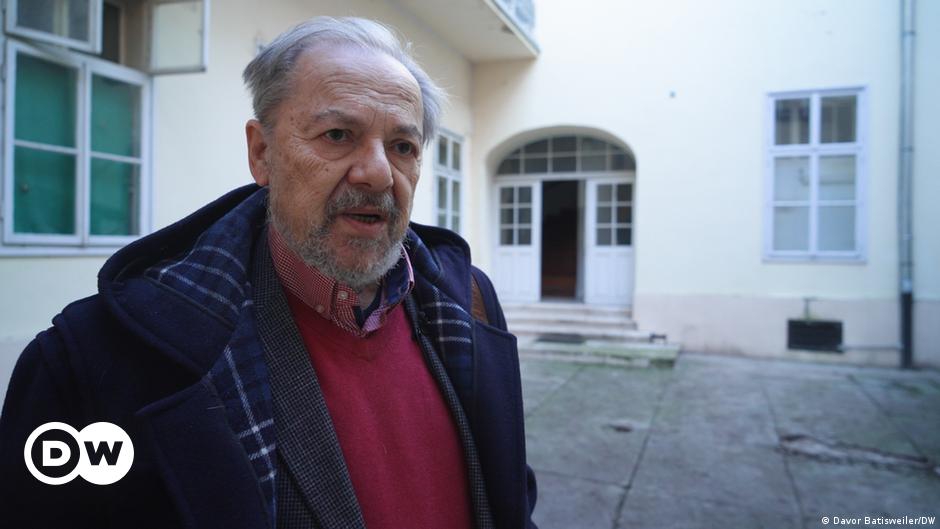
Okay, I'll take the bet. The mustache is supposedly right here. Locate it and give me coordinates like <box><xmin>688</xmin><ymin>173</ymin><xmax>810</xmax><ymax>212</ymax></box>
<box><xmin>325</xmin><ymin>186</ymin><xmax>400</xmax><ymax>222</ymax></box>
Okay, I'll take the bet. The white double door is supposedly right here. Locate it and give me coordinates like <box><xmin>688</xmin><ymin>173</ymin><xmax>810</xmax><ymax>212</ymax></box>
<box><xmin>493</xmin><ymin>177</ymin><xmax>633</xmax><ymax>306</ymax></box>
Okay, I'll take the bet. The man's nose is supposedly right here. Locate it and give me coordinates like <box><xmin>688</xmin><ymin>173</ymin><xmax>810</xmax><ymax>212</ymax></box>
<box><xmin>347</xmin><ymin>139</ymin><xmax>393</xmax><ymax>191</ymax></box>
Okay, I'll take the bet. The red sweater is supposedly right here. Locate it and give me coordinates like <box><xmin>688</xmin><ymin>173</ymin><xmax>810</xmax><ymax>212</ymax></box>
<box><xmin>285</xmin><ymin>291</ymin><xmax>475</xmax><ymax>529</ymax></box>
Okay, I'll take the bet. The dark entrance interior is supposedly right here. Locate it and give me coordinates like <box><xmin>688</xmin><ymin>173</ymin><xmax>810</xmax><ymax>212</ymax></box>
<box><xmin>541</xmin><ymin>180</ymin><xmax>579</xmax><ymax>299</ymax></box>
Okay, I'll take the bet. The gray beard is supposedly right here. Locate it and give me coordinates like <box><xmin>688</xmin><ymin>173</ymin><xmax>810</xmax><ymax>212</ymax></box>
<box><xmin>268</xmin><ymin>187</ymin><xmax>406</xmax><ymax>292</ymax></box>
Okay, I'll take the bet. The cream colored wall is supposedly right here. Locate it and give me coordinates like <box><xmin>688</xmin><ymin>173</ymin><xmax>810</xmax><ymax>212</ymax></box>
<box><xmin>0</xmin><ymin>1</ymin><xmax>471</xmax><ymax>349</ymax></box>
<box><xmin>471</xmin><ymin>0</ymin><xmax>900</xmax><ymax>297</ymax></box>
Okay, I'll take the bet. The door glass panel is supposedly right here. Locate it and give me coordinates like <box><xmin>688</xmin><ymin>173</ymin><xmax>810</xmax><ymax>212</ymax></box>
<box><xmin>452</xmin><ymin>141</ymin><xmax>461</xmax><ymax>170</ymax></box>
<box><xmin>818</xmin><ymin>206</ymin><xmax>855</xmax><ymax>251</ymax></box>
<box><xmin>819</xmin><ymin>155</ymin><xmax>855</xmax><ymax>200</ymax></box>
<box><xmin>13</xmin><ymin>147</ymin><xmax>76</xmax><ymax>234</ymax></box>
<box><xmin>15</xmin><ymin>54</ymin><xmax>77</xmax><ymax>147</ymax></box>
<box><xmin>616</xmin><ymin>206</ymin><xmax>631</xmax><ymax>223</ymax></box>
<box><xmin>616</xmin><ymin>184</ymin><xmax>632</xmax><ymax>201</ymax></box>
<box><xmin>775</xmin><ymin>98</ymin><xmax>810</xmax><ymax>145</ymax></box>
<box><xmin>610</xmin><ymin>153</ymin><xmax>628</xmax><ymax>170</ymax></box>
<box><xmin>519</xmin><ymin>186</ymin><xmax>532</xmax><ymax>204</ymax></box>
<box><xmin>500</xmin><ymin>187</ymin><xmax>514</xmax><ymax>205</ymax></box>
<box><xmin>552</xmin><ymin>156</ymin><xmax>576</xmax><ymax>172</ymax></box>
<box><xmin>773</xmin><ymin>206</ymin><xmax>809</xmax><ymax>251</ymax></box>
<box><xmin>581</xmin><ymin>137</ymin><xmax>606</xmax><ymax>152</ymax></box>
<box><xmin>451</xmin><ymin>180</ymin><xmax>460</xmax><ymax>209</ymax></box>
<box><xmin>438</xmin><ymin>213</ymin><xmax>447</xmax><ymax>227</ymax></box>
<box><xmin>616</xmin><ymin>228</ymin><xmax>631</xmax><ymax>246</ymax></box>
<box><xmin>92</xmin><ymin>75</ymin><xmax>141</xmax><ymax>157</ymax></box>
<box><xmin>524</xmin><ymin>139</ymin><xmax>548</xmax><ymax>154</ymax></box>
<box><xmin>597</xmin><ymin>184</ymin><xmax>612</xmax><ymax>202</ymax></box>
<box><xmin>774</xmin><ymin>157</ymin><xmax>810</xmax><ymax>201</ymax></box>
<box><xmin>597</xmin><ymin>206</ymin><xmax>611</xmax><ymax>223</ymax></box>
<box><xmin>552</xmin><ymin>136</ymin><xmax>576</xmax><ymax>152</ymax></box>
<box><xmin>596</xmin><ymin>228</ymin><xmax>611</xmax><ymax>246</ymax></box>
<box><xmin>437</xmin><ymin>136</ymin><xmax>447</xmax><ymax>166</ymax></box>
<box><xmin>518</xmin><ymin>228</ymin><xmax>531</xmax><ymax>245</ymax></box>
<box><xmin>500</xmin><ymin>207</ymin><xmax>514</xmax><ymax>224</ymax></box>
<box><xmin>90</xmin><ymin>158</ymin><xmax>139</xmax><ymax>235</ymax></box>
<box><xmin>518</xmin><ymin>207</ymin><xmax>532</xmax><ymax>224</ymax></box>
<box><xmin>821</xmin><ymin>95</ymin><xmax>857</xmax><ymax>143</ymax></box>
<box><xmin>437</xmin><ymin>177</ymin><xmax>448</xmax><ymax>208</ymax></box>
<box><xmin>500</xmin><ymin>228</ymin><xmax>514</xmax><ymax>245</ymax></box>
<box><xmin>581</xmin><ymin>155</ymin><xmax>606</xmax><ymax>171</ymax></box>
<box><xmin>497</xmin><ymin>158</ymin><xmax>520</xmax><ymax>174</ymax></box>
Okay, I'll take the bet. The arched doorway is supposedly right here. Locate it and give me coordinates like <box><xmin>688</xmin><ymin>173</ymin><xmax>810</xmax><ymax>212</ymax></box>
<box><xmin>492</xmin><ymin>134</ymin><xmax>636</xmax><ymax>306</ymax></box>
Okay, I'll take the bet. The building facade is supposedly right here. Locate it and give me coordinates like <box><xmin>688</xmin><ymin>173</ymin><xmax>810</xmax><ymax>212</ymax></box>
<box><xmin>0</xmin><ymin>0</ymin><xmax>937</xmax><ymax>397</ymax></box>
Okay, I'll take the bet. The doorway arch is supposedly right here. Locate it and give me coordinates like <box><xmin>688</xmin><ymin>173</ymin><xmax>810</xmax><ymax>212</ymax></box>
<box><xmin>491</xmin><ymin>132</ymin><xmax>636</xmax><ymax>306</ymax></box>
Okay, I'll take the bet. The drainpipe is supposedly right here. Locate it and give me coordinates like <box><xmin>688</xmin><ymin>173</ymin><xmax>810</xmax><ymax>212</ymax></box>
<box><xmin>899</xmin><ymin>0</ymin><xmax>915</xmax><ymax>368</ymax></box>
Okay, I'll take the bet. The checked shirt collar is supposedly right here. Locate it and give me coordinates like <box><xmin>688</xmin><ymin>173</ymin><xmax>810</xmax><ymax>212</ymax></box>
<box><xmin>267</xmin><ymin>224</ymin><xmax>415</xmax><ymax>337</ymax></box>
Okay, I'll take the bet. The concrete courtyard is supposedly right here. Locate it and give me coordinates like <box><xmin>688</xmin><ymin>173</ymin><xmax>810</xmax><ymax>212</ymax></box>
<box><xmin>521</xmin><ymin>352</ymin><xmax>940</xmax><ymax>529</ymax></box>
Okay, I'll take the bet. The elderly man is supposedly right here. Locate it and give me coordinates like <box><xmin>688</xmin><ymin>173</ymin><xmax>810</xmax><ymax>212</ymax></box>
<box><xmin>0</xmin><ymin>17</ymin><xmax>537</xmax><ymax>529</ymax></box>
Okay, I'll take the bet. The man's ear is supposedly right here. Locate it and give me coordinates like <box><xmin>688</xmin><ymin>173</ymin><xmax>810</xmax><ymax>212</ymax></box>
<box><xmin>246</xmin><ymin>119</ymin><xmax>270</xmax><ymax>186</ymax></box>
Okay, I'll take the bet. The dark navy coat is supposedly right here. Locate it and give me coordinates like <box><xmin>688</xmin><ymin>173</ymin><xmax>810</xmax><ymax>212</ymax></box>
<box><xmin>0</xmin><ymin>185</ymin><xmax>537</xmax><ymax>529</ymax></box>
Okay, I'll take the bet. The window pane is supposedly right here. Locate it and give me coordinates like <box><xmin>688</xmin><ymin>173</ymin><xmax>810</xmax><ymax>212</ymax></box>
<box><xmin>581</xmin><ymin>137</ymin><xmax>606</xmax><ymax>152</ymax></box>
<box><xmin>597</xmin><ymin>206</ymin><xmax>611</xmax><ymax>223</ymax></box>
<box><xmin>519</xmin><ymin>186</ymin><xmax>532</xmax><ymax>204</ymax></box>
<box><xmin>518</xmin><ymin>207</ymin><xmax>531</xmax><ymax>224</ymax></box>
<box><xmin>100</xmin><ymin>2</ymin><xmax>121</xmax><ymax>62</ymax></box>
<box><xmin>497</xmin><ymin>158</ymin><xmax>520</xmax><ymax>174</ymax></box>
<box><xmin>774</xmin><ymin>157</ymin><xmax>810</xmax><ymax>201</ymax></box>
<box><xmin>91</xmin><ymin>159</ymin><xmax>139</xmax><ymax>235</ymax></box>
<box><xmin>818</xmin><ymin>206</ymin><xmax>855</xmax><ymax>251</ymax></box>
<box><xmin>617</xmin><ymin>206</ymin><xmax>632</xmax><ymax>223</ymax></box>
<box><xmin>518</xmin><ymin>228</ymin><xmax>531</xmax><ymax>245</ymax></box>
<box><xmin>523</xmin><ymin>157</ymin><xmax>547</xmax><ymax>173</ymax></box>
<box><xmin>500</xmin><ymin>228</ymin><xmax>514</xmax><ymax>245</ymax></box>
<box><xmin>598</xmin><ymin>184</ymin><xmax>612</xmax><ymax>202</ymax></box>
<box><xmin>773</xmin><ymin>206</ymin><xmax>809</xmax><ymax>251</ymax></box>
<box><xmin>553</xmin><ymin>136</ymin><xmax>577</xmax><ymax>152</ymax></box>
<box><xmin>13</xmin><ymin>147</ymin><xmax>76</xmax><ymax>234</ymax></box>
<box><xmin>437</xmin><ymin>136</ymin><xmax>447</xmax><ymax>166</ymax></box>
<box><xmin>821</xmin><ymin>95</ymin><xmax>857</xmax><ymax>143</ymax></box>
<box><xmin>17</xmin><ymin>0</ymin><xmax>90</xmax><ymax>42</ymax></box>
<box><xmin>500</xmin><ymin>187</ymin><xmax>514</xmax><ymax>205</ymax></box>
<box><xmin>616</xmin><ymin>184</ymin><xmax>632</xmax><ymax>201</ymax></box>
<box><xmin>552</xmin><ymin>156</ymin><xmax>576</xmax><ymax>172</ymax></box>
<box><xmin>92</xmin><ymin>75</ymin><xmax>141</xmax><ymax>157</ymax></box>
<box><xmin>452</xmin><ymin>214</ymin><xmax>460</xmax><ymax>233</ymax></box>
<box><xmin>452</xmin><ymin>141</ymin><xmax>461</xmax><ymax>170</ymax></box>
<box><xmin>775</xmin><ymin>98</ymin><xmax>810</xmax><ymax>145</ymax></box>
<box><xmin>819</xmin><ymin>155</ymin><xmax>856</xmax><ymax>200</ymax></box>
<box><xmin>616</xmin><ymin>228</ymin><xmax>631</xmax><ymax>246</ymax></box>
<box><xmin>150</xmin><ymin>0</ymin><xmax>205</xmax><ymax>71</ymax></box>
<box><xmin>500</xmin><ymin>207</ymin><xmax>514</xmax><ymax>225</ymax></box>
<box><xmin>451</xmin><ymin>180</ymin><xmax>460</xmax><ymax>211</ymax></box>
<box><xmin>524</xmin><ymin>139</ymin><xmax>548</xmax><ymax>154</ymax></box>
<box><xmin>581</xmin><ymin>154</ymin><xmax>607</xmax><ymax>171</ymax></box>
<box><xmin>438</xmin><ymin>213</ymin><xmax>447</xmax><ymax>227</ymax></box>
<box><xmin>610</xmin><ymin>153</ymin><xmax>628</xmax><ymax>170</ymax></box>
<box><xmin>437</xmin><ymin>177</ymin><xmax>448</xmax><ymax>208</ymax></box>
<box><xmin>596</xmin><ymin>228</ymin><xmax>611</xmax><ymax>246</ymax></box>
<box><xmin>15</xmin><ymin>54</ymin><xmax>77</xmax><ymax>147</ymax></box>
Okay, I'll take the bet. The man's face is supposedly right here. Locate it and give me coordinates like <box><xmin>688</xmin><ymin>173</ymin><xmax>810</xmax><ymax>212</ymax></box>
<box><xmin>248</xmin><ymin>44</ymin><xmax>424</xmax><ymax>290</ymax></box>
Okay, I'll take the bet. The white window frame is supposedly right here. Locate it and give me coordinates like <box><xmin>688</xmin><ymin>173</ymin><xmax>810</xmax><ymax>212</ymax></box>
<box><xmin>4</xmin><ymin>0</ymin><xmax>103</xmax><ymax>53</ymax></box>
<box><xmin>1</xmin><ymin>38</ymin><xmax>151</xmax><ymax>255</ymax></box>
<box><xmin>434</xmin><ymin>130</ymin><xmax>463</xmax><ymax>234</ymax></box>
<box><xmin>763</xmin><ymin>87</ymin><xmax>867</xmax><ymax>263</ymax></box>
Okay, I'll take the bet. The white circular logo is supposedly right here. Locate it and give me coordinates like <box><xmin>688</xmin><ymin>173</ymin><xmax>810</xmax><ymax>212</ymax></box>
<box><xmin>24</xmin><ymin>422</ymin><xmax>134</xmax><ymax>485</ymax></box>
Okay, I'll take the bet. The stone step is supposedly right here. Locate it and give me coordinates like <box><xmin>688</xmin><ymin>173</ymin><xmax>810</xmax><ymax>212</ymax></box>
<box><xmin>508</xmin><ymin>321</ymin><xmax>648</xmax><ymax>341</ymax></box>
<box><xmin>506</xmin><ymin>313</ymin><xmax>639</xmax><ymax>328</ymax></box>
<box><xmin>503</xmin><ymin>302</ymin><xmax>633</xmax><ymax>319</ymax></box>
<box><xmin>518</xmin><ymin>337</ymin><xmax>680</xmax><ymax>367</ymax></box>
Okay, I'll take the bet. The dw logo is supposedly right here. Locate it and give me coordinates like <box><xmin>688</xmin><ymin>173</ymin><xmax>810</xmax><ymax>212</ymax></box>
<box><xmin>23</xmin><ymin>422</ymin><xmax>134</xmax><ymax>485</ymax></box>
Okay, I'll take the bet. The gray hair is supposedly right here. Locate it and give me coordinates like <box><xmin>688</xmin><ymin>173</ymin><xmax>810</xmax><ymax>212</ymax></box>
<box><xmin>243</xmin><ymin>17</ymin><xmax>445</xmax><ymax>146</ymax></box>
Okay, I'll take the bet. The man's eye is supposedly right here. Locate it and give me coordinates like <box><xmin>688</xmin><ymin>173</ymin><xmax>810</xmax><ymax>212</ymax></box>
<box><xmin>393</xmin><ymin>142</ymin><xmax>415</xmax><ymax>156</ymax></box>
<box><xmin>324</xmin><ymin>129</ymin><xmax>348</xmax><ymax>142</ymax></box>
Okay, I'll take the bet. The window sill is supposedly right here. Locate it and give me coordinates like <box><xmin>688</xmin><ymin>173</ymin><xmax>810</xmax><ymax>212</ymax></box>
<box><xmin>763</xmin><ymin>253</ymin><xmax>867</xmax><ymax>265</ymax></box>
<box><xmin>0</xmin><ymin>245</ymin><xmax>124</xmax><ymax>258</ymax></box>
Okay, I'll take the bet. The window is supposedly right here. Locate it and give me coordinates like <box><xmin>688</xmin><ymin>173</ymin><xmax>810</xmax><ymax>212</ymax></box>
<box><xmin>435</xmin><ymin>132</ymin><xmax>462</xmax><ymax>233</ymax></box>
<box><xmin>498</xmin><ymin>186</ymin><xmax>532</xmax><ymax>246</ymax></box>
<box><xmin>497</xmin><ymin>135</ymin><xmax>634</xmax><ymax>175</ymax></box>
<box><xmin>3</xmin><ymin>42</ymin><xmax>149</xmax><ymax>248</ymax></box>
<box><xmin>766</xmin><ymin>89</ymin><xmax>865</xmax><ymax>260</ymax></box>
<box><xmin>595</xmin><ymin>183</ymin><xmax>632</xmax><ymax>246</ymax></box>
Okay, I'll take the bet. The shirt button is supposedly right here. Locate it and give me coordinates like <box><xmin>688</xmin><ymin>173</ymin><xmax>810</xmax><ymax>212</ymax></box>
<box><xmin>338</xmin><ymin>291</ymin><xmax>348</xmax><ymax>301</ymax></box>
<box><xmin>315</xmin><ymin>305</ymin><xmax>325</xmax><ymax>313</ymax></box>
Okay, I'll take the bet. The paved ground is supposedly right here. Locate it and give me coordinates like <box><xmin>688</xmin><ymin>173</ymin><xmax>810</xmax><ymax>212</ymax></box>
<box><xmin>521</xmin><ymin>352</ymin><xmax>940</xmax><ymax>529</ymax></box>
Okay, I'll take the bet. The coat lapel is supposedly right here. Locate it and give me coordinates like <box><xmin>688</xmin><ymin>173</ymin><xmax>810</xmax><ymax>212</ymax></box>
<box><xmin>251</xmin><ymin>236</ymin><xmax>366</xmax><ymax>529</ymax></box>
<box><xmin>134</xmin><ymin>379</ymin><xmax>271</xmax><ymax>529</ymax></box>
